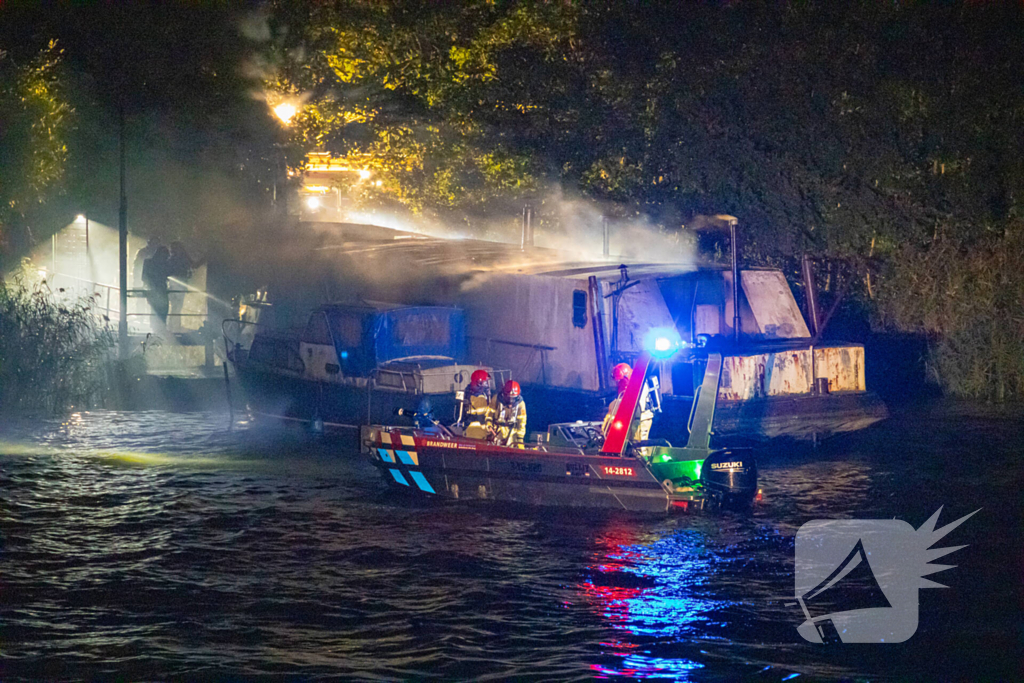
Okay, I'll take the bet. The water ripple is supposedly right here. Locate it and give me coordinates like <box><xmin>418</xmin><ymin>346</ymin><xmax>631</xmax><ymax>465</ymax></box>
<box><xmin>0</xmin><ymin>409</ymin><xmax>1019</xmax><ymax>681</ymax></box>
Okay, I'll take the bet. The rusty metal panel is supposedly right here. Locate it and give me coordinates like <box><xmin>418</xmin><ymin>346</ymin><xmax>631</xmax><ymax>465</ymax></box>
<box><xmin>718</xmin><ymin>344</ymin><xmax>866</xmax><ymax>401</ymax></box>
<box><xmin>741</xmin><ymin>270</ymin><xmax>811</xmax><ymax>339</ymax></box>
<box><xmin>814</xmin><ymin>345</ymin><xmax>866</xmax><ymax>392</ymax></box>
<box><xmin>767</xmin><ymin>350</ymin><xmax>814</xmax><ymax>396</ymax></box>
<box><xmin>719</xmin><ymin>350</ymin><xmax>813</xmax><ymax>400</ymax></box>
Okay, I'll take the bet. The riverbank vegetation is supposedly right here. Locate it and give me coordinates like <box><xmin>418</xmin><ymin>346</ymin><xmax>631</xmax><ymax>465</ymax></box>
<box><xmin>877</xmin><ymin>227</ymin><xmax>1024</xmax><ymax>400</ymax></box>
<box><xmin>265</xmin><ymin>1</ymin><xmax>1024</xmax><ymax>400</ymax></box>
<box><xmin>0</xmin><ymin>269</ymin><xmax>113</xmax><ymax>414</ymax></box>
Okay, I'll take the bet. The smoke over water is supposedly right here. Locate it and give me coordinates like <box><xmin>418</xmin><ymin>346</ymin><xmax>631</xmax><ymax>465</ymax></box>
<box><xmin>340</xmin><ymin>186</ymin><xmax>697</xmax><ymax>267</ymax></box>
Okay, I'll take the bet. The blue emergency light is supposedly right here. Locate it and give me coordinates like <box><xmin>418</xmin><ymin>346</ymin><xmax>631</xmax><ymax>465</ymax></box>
<box><xmin>643</xmin><ymin>326</ymin><xmax>684</xmax><ymax>359</ymax></box>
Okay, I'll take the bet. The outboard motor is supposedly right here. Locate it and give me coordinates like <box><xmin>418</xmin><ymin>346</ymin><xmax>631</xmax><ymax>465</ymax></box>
<box><xmin>700</xmin><ymin>448</ymin><xmax>758</xmax><ymax>509</ymax></box>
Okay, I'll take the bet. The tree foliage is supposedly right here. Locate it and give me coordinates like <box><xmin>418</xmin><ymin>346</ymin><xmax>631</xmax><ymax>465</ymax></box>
<box><xmin>0</xmin><ymin>40</ymin><xmax>73</xmax><ymax>245</ymax></box>
<box><xmin>269</xmin><ymin>1</ymin><xmax>1024</xmax><ymax>261</ymax></box>
<box><xmin>877</xmin><ymin>225</ymin><xmax>1024</xmax><ymax>400</ymax></box>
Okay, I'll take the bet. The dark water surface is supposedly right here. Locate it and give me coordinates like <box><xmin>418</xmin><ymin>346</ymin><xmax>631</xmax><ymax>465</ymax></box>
<box><xmin>1</xmin><ymin>407</ymin><xmax>1020</xmax><ymax>681</ymax></box>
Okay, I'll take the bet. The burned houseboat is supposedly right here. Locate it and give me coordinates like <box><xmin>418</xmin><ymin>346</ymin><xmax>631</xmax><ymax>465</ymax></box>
<box><xmin>228</xmin><ymin>303</ymin><xmax>505</xmax><ymax>432</ymax></box>
<box><xmin>222</xmin><ymin>219</ymin><xmax>886</xmax><ymax>443</ymax></box>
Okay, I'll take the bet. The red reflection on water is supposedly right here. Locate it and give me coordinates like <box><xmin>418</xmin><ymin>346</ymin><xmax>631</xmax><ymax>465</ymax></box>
<box><xmin>576</xmin><ymin>522</ymin><xmax>711</xmax><ymax>680</ymax></box>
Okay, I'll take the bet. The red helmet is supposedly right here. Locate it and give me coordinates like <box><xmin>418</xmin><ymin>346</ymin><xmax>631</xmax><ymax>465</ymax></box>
<box><xmin>502</xmin><ymin>380</ymin><xmax>521</xmax><ymax>399</ymax></box>
<box><xmin>470</xmin><ymin>369</ymin><xmax>490</xmax><ymax>388</ymax></box>
<box><xmin>612</xmin><ymin>362</ymin><xmax>632</xmax><ymax>393</ymax></box>
<box><xmin>612</xmin><ymin>363</ymin><xmax>632</xmax><ymax>382</ymax></box>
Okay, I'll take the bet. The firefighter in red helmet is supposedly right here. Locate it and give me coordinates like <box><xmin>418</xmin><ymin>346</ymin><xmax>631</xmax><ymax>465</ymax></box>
<box><xmin>602</xmin><ymin>363</ymin><xmax>634</xmax><ymax>435</ymax></box>
<box><xmin>491</xmin><ymin>380</ymin><xmax>527</xmax><ymax>447</ymax></box>
<box><xmin>459</xmin><ymin>368</ymin><xmax>494</xmax><ymax>439</ymax></box>
<box><xmin>612</xmin><ymin>362</ymin><xmax>632</xmax><ymax>393</ymax></box>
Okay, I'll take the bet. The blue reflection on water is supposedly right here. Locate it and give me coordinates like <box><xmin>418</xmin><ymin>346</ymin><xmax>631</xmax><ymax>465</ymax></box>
<box><xmin>582</xmin><ymin>528</ymin><xmax>736</xmax><ymax>680</ymax></box>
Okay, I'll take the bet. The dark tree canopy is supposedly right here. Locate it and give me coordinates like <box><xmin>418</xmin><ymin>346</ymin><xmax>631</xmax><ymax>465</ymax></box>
<box><xmin>266</xmin><ymin>0</ymin><xmax>1024</xmax><ymax>261</ymax></box>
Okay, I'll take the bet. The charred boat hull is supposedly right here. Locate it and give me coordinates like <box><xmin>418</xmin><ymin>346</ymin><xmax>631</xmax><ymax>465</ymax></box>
<box><xmin>235</xmin><ymin>364</ymin><xmax>459</xmax><ymax>437</ymax></box>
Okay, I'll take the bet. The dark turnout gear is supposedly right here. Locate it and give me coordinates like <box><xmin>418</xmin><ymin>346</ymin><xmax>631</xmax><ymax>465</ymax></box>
<box><xmin>167</xmin><ymin>241</ymin><xmax>197</xmax><ymax>332</ymax></box>
<box><xmin>142</xmin><ymin>246</ymin><xmax>171</xmax><ymax>326</ymax></box>
<box><xmin>413</xmin><ymin>397</ymin><xmax>436</xmax><ymax>431</ymax></box>
<box><xmin>133</xmin><ymin>237</ymin><xmax>161</xmax><ymax>289</ymax></box>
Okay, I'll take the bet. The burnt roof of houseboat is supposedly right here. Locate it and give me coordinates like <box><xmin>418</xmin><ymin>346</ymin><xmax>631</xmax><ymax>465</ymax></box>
<box><xmin>303</xmin><ymin>221</ymin><xmax>743</xmax><ymax>280</ymax></box>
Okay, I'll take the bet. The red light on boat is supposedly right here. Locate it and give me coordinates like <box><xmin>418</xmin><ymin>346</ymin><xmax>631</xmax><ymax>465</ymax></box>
<box><xmin>755</xmin><ymin>489</ymin><xmax>763</xmax><ymax>502</ymax></box>
<box><xmin>671</xmin><ymin>500</ymin><xmax>689</xmax><ymax>510</ymax></box>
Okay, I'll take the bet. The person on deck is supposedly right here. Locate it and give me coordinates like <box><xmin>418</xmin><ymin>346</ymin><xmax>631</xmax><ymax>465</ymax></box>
<box><xmin>491</xmin><ymin>380</ymin><xmax>527</xmax><ymax>447</ymax></box>
<box><xmin>459</xmin><ymin>369</ymin><xmax>494</xmax><ymax>440</ymax></box>
<box><xmin>166</xmin><ymin>241</ymin><xmax>198</xmax><ymax>332</ymax></box>
<box><xmin>133</xmin><ymin>237</ymin><xmax>161</xmax><ymax>288</ymax></box>
<box><xmin>141</xmin><ymin>246</ymin><xmax>171</xmax><ymax>330</ymax></box>
<box><xmin>601</xmin><ymin>361</ymin><xmax>655</xmax><ymax>455</ymax></box>
<box><xmin>132</xmin><ymin>236</ymin><xmax>161</xmax><ymax>315</ymax></box>
<box><xmin>412</xmin><ymin>397</ymin><xmax>440</xmax><ymax>434</ymax></box>
<box><xmin>601</xmin><ymin>362</ymin><xmax>633</xmax><ymax>436</ymax></box>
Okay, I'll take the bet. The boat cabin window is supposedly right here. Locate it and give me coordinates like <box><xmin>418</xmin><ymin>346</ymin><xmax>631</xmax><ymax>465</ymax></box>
<box><xmin>249</xmin><ymin>336</ymin><xmax>304</xmax><ymax>373</ymax></box>
<box><xmin>328</xmin><ymin>311</ymin><xmax>365</xmax><ymax>348</ymax></box>
<box><xmin>572</xmin><ymin>290</ymin><xmax>588</xmax><ymax>328</ymax></box>
<box><xmin>393</xmin><ymin>311</ymin><xmax>450</xmax><ymax>348</ymax></box>
<box><xmin>303</xmin><ymin>311</ymin><xmax>333</xmax><ymax>345</ymax></box>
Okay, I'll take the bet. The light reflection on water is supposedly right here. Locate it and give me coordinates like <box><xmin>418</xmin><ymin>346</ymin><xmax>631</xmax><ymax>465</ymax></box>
<box><xmin>582</xmin><ymin>529</ymin><xmax>716</xmax><ymax>680</ymax></box>
<box><xmin>0</xmin><ymin>409</ymin><xmax>1019</xmax><ymax>681</ymax></box>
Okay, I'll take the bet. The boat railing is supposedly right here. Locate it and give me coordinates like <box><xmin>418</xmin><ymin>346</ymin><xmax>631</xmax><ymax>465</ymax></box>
<box><xmin>466</xmin><ymin>336</ymin><xmax>555</xmax><ymax>385</ymax></box>
<box><xmin>44</xmin><ymin>270</ymin><xmax>210</xmax><ymax>335</ymax></box>
<box><xmin>372</xmin><ymin>367</ymin><xmax>423</xmax><ymax>393</ymax></box>
<box><xmin>372</xmin><ymin>365</ymin><xmax>512</xmax><ymax>395</ymax></box>
<box><xmin>221</xmin><ymin>318</ymin><xmax>268</xmax><ymax>363</ymax></box>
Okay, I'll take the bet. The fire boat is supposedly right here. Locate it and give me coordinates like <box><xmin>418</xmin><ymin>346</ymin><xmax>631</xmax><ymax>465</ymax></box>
<box><xmin>361</xmin><ymin>343</ymin><xmax>759</xmax><ymax>514</ymax></box>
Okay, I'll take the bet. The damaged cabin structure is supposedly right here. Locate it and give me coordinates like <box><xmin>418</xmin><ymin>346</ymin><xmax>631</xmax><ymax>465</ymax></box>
<box><xmin>223</xmin><ymin>221</ymin><xmax>886</xmax><ymax>443</ymax></box>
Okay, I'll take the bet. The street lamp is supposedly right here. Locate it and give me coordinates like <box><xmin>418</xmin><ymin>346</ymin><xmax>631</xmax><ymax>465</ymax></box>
<box><xmin>273</xmin><ymin>102</ymin><xmax>297</xmax><ymax>125</ymax></box>
<box><xmin>268</xmin><ymin>98</ymin><xmax>298</xmax><ymax>214</ymax></box>
<box><xmin>75</xmin><ymin>214</ymin><xmax>89</xmax><ymax>253</ymax></box>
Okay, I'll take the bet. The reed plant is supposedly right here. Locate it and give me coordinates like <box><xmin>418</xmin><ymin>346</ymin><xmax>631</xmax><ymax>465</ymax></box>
<box><xmin>877</xmin><ymin>225</ymin><xmax>1024</xmax><ymax>401</ymax></box>
<box><xmin>0</xmin><ymin>265</ymin><xmax>115</xmax><ymax>413</ymax></box>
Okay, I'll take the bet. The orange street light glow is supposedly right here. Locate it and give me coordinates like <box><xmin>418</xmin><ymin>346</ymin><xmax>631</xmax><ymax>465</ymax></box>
<box><xmin>273</xmin><ymin>103</ymin><xmax>297</xmax><ymax>125</ymax></box>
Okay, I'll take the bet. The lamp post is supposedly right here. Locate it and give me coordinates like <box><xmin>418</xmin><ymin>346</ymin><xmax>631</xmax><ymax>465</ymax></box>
<box><xmin>76</xmin><ymin>214</ymin><xmax>89</xmax><ymax>253</ymax></box>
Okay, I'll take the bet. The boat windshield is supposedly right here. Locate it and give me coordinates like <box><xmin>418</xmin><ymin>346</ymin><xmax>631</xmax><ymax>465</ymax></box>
<box><xmin>375</xmin><ymin>308</ymin><xmax>465</xmax><ymax>364</ymax></box>
<box><xmin>328</xmin><ymin>311</ymin><xmax>366</xmax><ymax>347</ymax></box>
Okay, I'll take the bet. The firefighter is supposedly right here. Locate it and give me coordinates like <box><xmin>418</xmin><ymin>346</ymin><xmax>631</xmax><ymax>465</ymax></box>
<box><xmin>412</xmin><ymin>397</ymin><xmax>437</xmax><ymax>432</ymax></box>
<box><xmin>459</xmin><ymin>368</ymin><xmax>494</xmax><ymax>439</ymax></box>
<box><xmin>601</xmin><ymin>361</ymin><xmax>655</xmax><ymax>456</ymax></box>
<box><xmin>601</xmin><ymin>363</ymin><xmax>633</xmax><ymax>436</ymax></box>
<box><xmin>492</xmin><ymin>380</ymin><xmax>527</xmax><ymax>447</ymax></box>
